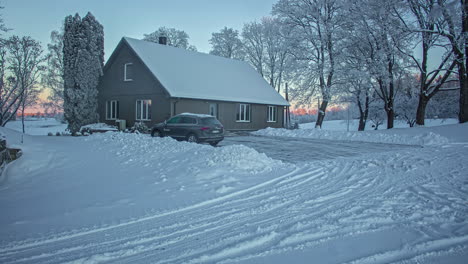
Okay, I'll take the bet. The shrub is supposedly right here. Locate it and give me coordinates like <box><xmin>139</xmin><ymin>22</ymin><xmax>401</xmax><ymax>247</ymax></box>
<box><xmin>131</xmin><ymin>122</ymin><xmax>149</xmax><ymax>134</ymax></box>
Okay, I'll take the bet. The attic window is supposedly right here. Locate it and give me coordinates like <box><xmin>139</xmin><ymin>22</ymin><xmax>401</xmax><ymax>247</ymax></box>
<box><xmin>124</xmin><ymin>63</ymin><xmax>133</xmax><ymax>81</ymax></box>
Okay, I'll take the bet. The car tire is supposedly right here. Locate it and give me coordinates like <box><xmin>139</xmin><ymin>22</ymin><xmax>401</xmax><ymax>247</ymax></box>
<box><xmin>151</xmin><ymin>129</ymin><xmax>162</xmax><ymax>137</ymax></box>
<box><xmin>209</xmin><ymin>141</ymin><xmax>219</xmax><ymax>146</ymax></box>
<box><xmin>186</xmin><ymin>133</ymin><xmax>199</xmax><ymax>143</ymax></box>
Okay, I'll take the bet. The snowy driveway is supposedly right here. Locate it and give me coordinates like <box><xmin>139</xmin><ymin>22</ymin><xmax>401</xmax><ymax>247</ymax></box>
<box><xmin>219</xmin><ymin>134</ymin><xmax>417</xmax><ymax>163</ymax></box>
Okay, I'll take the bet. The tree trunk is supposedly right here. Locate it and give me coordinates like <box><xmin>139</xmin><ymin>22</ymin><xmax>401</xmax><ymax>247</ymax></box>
<box><xmin>386</xmin><ymin>108</ymin><xmax>394</xmax><ymax>129</ymax></box>
<box><xmin>358</xmin><ymin>116</ymin><xmax>365</xmax><ymax>131</ymax></box>
<box><xmin>315</xmin><ymin>100</ymin><xmax>328</xmax><ymax>128</ymax></box>
<box><xmin>416</xmin><ymin>94</ymin><xmax>429</xmax><ymax>126</ymax></box>
<box><xmin>358</xmin><ymin>93</ymin><xmax>370</xmax><ymax>131</ymax></box>
<box><xmin>21</xmin><ymin>108</ymin><xmax>25</xmax><ymax>134</ymax></box>
<box><xmin>460</xmin><ymin>0</ymin><xmax>468</xmax><ymax>123</ymax></box>
<box><xmin>460</xmin><ymin>74</ymin><xmax>468</xmax><ymax>123</ymax></box>
<box><xmin>363</xmin><ymin>94</ymin><xmax>369</xmax><ymax>129</ymax></box>
<box><xmin>358</xmin><ymin>107</ymin><xmax>369</xmax><ymax>131</ymax></box>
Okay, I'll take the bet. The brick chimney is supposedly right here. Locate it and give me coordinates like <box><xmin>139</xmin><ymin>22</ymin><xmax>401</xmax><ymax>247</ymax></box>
<box><xmin>159</xmin><ymin>36</ymin><xmax>167</xmax><ymax>45</ymax></box>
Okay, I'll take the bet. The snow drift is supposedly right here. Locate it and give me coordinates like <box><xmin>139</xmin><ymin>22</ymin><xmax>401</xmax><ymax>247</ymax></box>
<box><xmin>253</xmin><ymin>127</ymin><xmax>450</xmax><ymax>146</ymax></box>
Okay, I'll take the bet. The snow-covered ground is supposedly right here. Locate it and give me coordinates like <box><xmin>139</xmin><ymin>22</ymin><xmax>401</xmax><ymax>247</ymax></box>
<box><xmin>5</xmin><ymin>118</ymin><xmax>67</xmax><ymax>136</ymax></box>
<box><xmin>0</xmin><ymin>119</ymin><xmax>467</xmax><ymax>263</ymax></box>
<box><xmin>299</xmin><ymin>118</ymin><xmax>459</xmax><ymax>130</ymax></box>
<box><xmin>254</xmin><ymin>119</ymin><xmax>467</xmax><ymax>146</ymax></box>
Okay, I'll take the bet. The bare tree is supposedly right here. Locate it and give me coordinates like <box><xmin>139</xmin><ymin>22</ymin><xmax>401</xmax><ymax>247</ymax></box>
<box><xmin>7</xmin><ymin>36</ymin><xmax>45</xmax><ymax>132</ymax></box>
<box><xmin>0</xmin><ymin>49</ymin><xmax>22</xmax><ymax>126</ymax></box>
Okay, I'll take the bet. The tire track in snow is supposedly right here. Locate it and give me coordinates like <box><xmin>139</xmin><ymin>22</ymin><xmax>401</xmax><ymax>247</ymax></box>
<box><xmin>2</xmin><ymin>145</ymin><xmax>467</xmax><ymax>263</ymax></box>
<box><xmin>0</xmin><ymin>167</ymin><xmax>321</xmax><ymax>263</ymax></box>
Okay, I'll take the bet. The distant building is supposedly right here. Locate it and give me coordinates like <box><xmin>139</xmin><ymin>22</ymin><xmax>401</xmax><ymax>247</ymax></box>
<box><xmin>97</xmin><ymin>37</ymin><xmax>289</xmax><ymax>130</ymax></box>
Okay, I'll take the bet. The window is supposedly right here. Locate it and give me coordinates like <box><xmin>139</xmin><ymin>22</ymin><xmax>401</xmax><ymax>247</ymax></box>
<box><xmin>136</xmin><ymin>99</ymin><xmax>151</xmax><ymax>120</ymax></box>
<box><xmin>167</xmin><ymin>116</ymin><xmax>181</xmax><ymax>124</ymax></box>
<box><xmin>201</xmin><ymin>117</ymin><xmax>221</xmax><ymax>126</ymax></box>
<box><xmin>106</xmin><ymin>100</ymin><xmax>119</xmax><ymax>120</ymax></box>
<box><xmin>180</xmin><ymin>116</ymin><xmax>197</xmax><ymax>124</ymax></box>
<box><xmin>124</xmin><ymin>63</ymin><xmax>133</xmax><ymax>81</ymax></box>
<box><xmin>267</xmin><ymin>106</ymin><xmax>277</xmax><ymax>122</ymax></box>
<box><xmin>236</xmin><ymin>103</ymin><xmax>251</xmax><ymax>122</ymax></box>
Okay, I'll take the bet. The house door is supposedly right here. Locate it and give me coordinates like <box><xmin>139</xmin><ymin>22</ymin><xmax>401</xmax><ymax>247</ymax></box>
<box><xmin>209</xmin><ymin>103</ymin><xmax>218</xmax><ymax>118</ymax></box>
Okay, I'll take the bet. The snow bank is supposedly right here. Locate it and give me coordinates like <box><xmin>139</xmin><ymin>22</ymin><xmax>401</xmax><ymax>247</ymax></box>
<box><xmin>86</xmin><ymin>132</ymin><xmax>281</xmax><ymax>174</ymax></box>
<box><xmin>80</xmin><ymin>123</ymin><xmax>118</xmax><ymax>131</ymax></box>
<box><xmin>206</xmin><ymin>144</ymin><xmax>282</xmax><ymax>173</ymax></box>
<box><xmin>253</xmin><ymin>127</ymin><xmax>449</xmax><ymax>146</ymax></box>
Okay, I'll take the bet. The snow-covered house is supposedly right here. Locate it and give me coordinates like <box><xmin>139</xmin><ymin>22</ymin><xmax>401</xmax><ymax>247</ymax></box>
<box><xmin>97</xmin><ymin>37</ymin><xmax>289</xmax><ymax>130</ymax></box>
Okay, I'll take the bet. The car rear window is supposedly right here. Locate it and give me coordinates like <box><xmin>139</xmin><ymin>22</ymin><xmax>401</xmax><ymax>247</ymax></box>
<box><xmin>200</xmin><ymin>117</ymin><xmax>221</xmax><ymax>125</ymax></box>
<box><xmin>180</xmin><ymin>116</ymin><xmax>197</xmax><ymax>124</ymax></box>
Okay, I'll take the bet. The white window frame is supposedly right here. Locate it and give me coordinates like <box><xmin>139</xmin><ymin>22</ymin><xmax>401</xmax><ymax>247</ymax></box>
<box><xmin>124</xmin><ymin>63</ymin><xmax>133</xmax><ymax>81</ymax></box>
<box><xmin>267</xmin><ymin>106</ymin><xmax>277</xmax><ymax>122</ymax></box>
<box><xmin>136</xmin><ymin>99</ymin><xmax>151</xmax><ymax>121</ymax></box>
<box><xmin>236</xmin><ymin>103</ymin><xmax>251</xmax><ymax>122</ymax></box>
<box><xmin>106</xmin><ymin>100</ymin><xmax>118</xmax><ymax>120</ymax></box>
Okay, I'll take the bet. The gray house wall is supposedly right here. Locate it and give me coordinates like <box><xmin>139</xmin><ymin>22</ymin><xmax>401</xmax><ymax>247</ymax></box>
<box><xmin>172</xmin><ymin>98</ymin><xmax>284</xmax><ymax>130</ymax></box>
<box><xmin>97</xmin><ymin>42</ymin><xmax>171</xmax><ymax>128</ymax></box>
<box><xmin>98</xmin><ymin>39</ymin><xmax>286</xmax><ymax>131</ymax></box>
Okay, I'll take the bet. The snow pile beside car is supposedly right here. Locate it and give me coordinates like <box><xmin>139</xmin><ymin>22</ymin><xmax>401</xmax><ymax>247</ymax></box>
<box><xmin>86</xmin><ymin>132</ymin><xmax>283</xmax><ymax>174</ymax></box>
<box><xmin>253</xmin><ymin>127</ymin><xmax>449</xmax><ymax>146</ymax></box>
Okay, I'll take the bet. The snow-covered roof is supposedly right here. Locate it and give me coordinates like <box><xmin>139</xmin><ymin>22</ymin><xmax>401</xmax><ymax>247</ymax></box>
<box><xmin>123</xmin><ymin>37</ymin><xmax>289</xmax><ymax>106</ymax></box>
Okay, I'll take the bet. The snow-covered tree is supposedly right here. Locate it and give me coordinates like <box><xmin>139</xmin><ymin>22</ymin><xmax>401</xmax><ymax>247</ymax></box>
<box><xmin>345</xmin><ymin>0</ymin><xmax>411</xmax><ymax>129</ymax></box>
<box><xmin>432</xmin><ymin>0</ymin><xmax>467</xmax><ymax>123</ymax></box>
<box><xmin>0</xmin><ymin>44</ymin><xmax>22</xmax><ymax>126</ymax></box>
<box><xmin>209</xmin><ymin>27</ymin><xmax>244</xmax><ymax>60</ymax></box>
<box><xmin>241</xmin><ymin>18</ymin><xmax>295</xmax><ymax>93</ymax></box>
<box><xmin>393</xmin><ymin>0</ymin><xmax>456</xmax><ymax>126</ymax></box>
<box><xmin>242</xmin><ymin>21</ymin><xmax>265</xmax><ymax>77</ymax></box>
<box><xmin>42</xmin><ymin>30</ymin><xmax>64</xmax><ymax>114</ymax></box>
<box><xmin>429</xmin><ymin>86</ymin><xmax>459</xmax><ymax>118</ymax></box>
<box><xmin>394</xmin><ymin>74</ymin><xmax>420</xmax><ymax>127</ymax></box>
<box><xmin>63</xmin><ymin>12</ymin><xmax>104</xmax><ymax>134</ymax></box>
<box><xmin>368</xmin><ymin>99</ymin><xmax>386</xmax><ymax>130</ymax></box>
<box><xmin>262</xmin><ymin>17</ymin><xmax>294</xmax><ymax>93</ymax></box>
<box><xmin>340</xmin><ymin>70</ymin><xmax>374</xmax><ymax>131</ymax></box>
<box><xmin>143</xmin><ymin>27</ymin><xmax>197</xmax><ymax>51</ymax></box>
<box><xmin>273</xmin><ymin>0</ymin><xmax>346</xmax><ymax>128</ymax></box>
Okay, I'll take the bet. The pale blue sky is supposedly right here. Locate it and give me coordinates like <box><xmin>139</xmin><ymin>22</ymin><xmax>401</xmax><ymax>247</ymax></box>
<box><xmin>2</xmin><ymin>0</ymin><xmax>278</xmax><ymax>60</ymax></box>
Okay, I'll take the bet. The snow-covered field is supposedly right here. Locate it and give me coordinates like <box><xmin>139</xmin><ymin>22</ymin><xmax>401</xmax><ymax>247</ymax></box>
<box><xmin>0</xmin><ymin>119</ymin><xmax>467</xmax><ymax>263</ymax></box>
<box><xmin>5</xmin><ymin>118</ymin><xmax>67</xmax><ymax>136</ymax></box>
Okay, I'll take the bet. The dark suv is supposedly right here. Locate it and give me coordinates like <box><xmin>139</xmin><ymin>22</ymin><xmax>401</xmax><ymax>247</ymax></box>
<box><xmin>151</xmin><ymin>113</ymin><xmax>224</xmax><ymax>146</ymax></box>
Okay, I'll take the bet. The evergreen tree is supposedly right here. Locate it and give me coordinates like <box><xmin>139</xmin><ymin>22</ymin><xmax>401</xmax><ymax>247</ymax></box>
<box><xmin>63</xmin><ymin>12</ymin><xmax>104</xmax><ymax>134</ymax></box>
